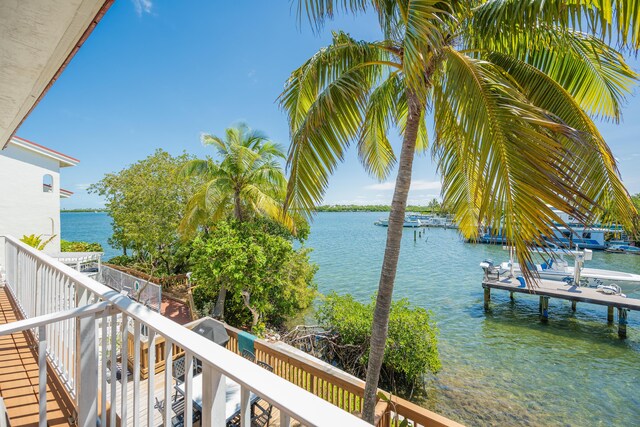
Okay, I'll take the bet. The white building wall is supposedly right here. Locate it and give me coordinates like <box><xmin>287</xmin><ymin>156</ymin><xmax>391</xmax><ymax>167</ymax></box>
<box><xmin>0</xmin><ymin>144</ymin><xmax>62</xmax><ymax>254</ymax></box>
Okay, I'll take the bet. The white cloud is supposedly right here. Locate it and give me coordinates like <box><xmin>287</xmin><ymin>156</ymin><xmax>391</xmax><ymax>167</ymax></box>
<box><xmin>365</xmin><ymin>179</ymin><xmax>441</xmax><ymax>192</ymax></box>
<box><xmin>75</xmin><ymin>183</ymin><xmax>91</xmax><ymax>191</ymax></box>
<box><xmin>132</xmin><ymin>0</ymin><xmax>152</xmax><ymax>16</ymax></box>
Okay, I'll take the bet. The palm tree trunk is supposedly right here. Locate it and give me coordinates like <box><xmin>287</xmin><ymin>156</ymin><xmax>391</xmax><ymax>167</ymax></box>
<box><xmin>362</xmin><ymin>92</ymin><xmax>422</xmax><ymax>424</ymax></box>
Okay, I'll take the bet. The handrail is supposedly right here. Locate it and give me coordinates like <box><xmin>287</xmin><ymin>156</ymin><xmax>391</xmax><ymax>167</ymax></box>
<box><xmin>0</xmin><ymin>301</ymin><xmax>109</xmax><ymax>335</ymax></box>
<box><xmin>2</xmin><ymin>235</ymin><xmax>369</xmax><ymax>426</ymax></box>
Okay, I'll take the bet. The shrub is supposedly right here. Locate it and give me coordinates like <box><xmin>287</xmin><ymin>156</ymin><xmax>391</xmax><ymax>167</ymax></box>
<box><xmin>61</xmin><ymin>240</ymin><xmax>103</xmax><ymax>252</ymax></box>
<box><xmin>317</xmin><ymin>292</ymin><xmax>440</xmax><ymax>396</ymax></box>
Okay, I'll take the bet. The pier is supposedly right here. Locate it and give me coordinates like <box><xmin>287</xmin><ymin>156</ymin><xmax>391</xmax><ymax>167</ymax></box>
<box><xmin>482</xmin><ymin>277</ymin><xmax>640</xmax><ymax>338</ymax></box>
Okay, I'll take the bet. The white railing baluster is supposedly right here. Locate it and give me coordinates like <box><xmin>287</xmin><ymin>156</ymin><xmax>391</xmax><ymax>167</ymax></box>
<box><xmin>100</xmin><ymin>316</ymin><xmax>107</xmax><ymax>427</ymax></box>
<box><xmin>163</xmin><ymin>339</ymin><xmax>173</xmax><ymax>426</ymax></box>
<box><xmin>109</xmin><ymin>314</ymin><xmax>117</xmax><ymax>427</ymax></box>
<box><xmin>76</xmin><ymin>310</ymin><xmax>97</xmax><ymax>427</ymax></box>
<box><xmin>38</xmin><ymin>325</ymin><xmax>47</xmax><ymax>427</ymax></box>
<box><xmin>200</xmin><ymin>364</ymin><xmax>225</xmax><ymax>427</ymax></box>
<box><xmin>185</xmin><ymin>351</ymin><xmax>193</xmax><ymax>427</ymax></box>
<box><xmin>133</xmin><ymin>319</ymin><xmax>141</xmax><ymax>427</ymax></box>
<box><xmin>147</xmin><ymin>329</ymin><xmax>156</xmax><ymax>427</ymax></box>
<box><xmin>120</xmin><ymin>314</ymin><xmax>129</xmax><ymax>425</ymax></box>
<box><xmin>281</xmin><ymin>412</ymin><xmax>291</xmax><ymax>427</ymax></box>
<box><xmin>239</xmin><ymin>385</ymin><xmax>250</xmax><ymax>427</ymax></box>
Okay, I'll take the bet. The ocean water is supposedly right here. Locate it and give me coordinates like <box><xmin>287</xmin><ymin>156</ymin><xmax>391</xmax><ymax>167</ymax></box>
<box><xmin>61</xmin><ymin>211</ymin><xmax>640</xmax><ymax>426</ymax></box>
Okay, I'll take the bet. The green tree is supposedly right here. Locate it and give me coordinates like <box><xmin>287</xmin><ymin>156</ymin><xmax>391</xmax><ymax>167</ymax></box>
<box><xmin>179</xmin><ymin>124</ymin><xmax>296</xmax><ymax>319</ymax></box>
<box><xmin>190</xmin><ymin>221</ymin><xmax>316</xmax><ymax>331</ymax></box>
<box><xmin>282</xmin><ymin>1</ymin><xmax>639</xmax><ymax>421</ymax></box>
<box><xmin>89</xmin><ymin>149</ymin><xmax>198</xmax><ymax>275</ymax></box>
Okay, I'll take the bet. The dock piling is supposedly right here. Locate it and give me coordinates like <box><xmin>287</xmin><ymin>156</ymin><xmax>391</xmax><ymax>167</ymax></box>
<box><xmin>483</xmin><ymin>286</ymin><xmax>490</xmax><ymax>310</ymax></box>
<box><xmin>608</xmin><ymin>306</ymin><xmax>614</xmax><ymax>323</ymax></box>
<box><xmin>571</xmin><ymin>301</ymin><xmax>577</xmax><ymax>312</ymax></box>
<box><xmin>540</xmin><ymin>296</ymin><xmax>550</xmax><ymax>322</ymax></box>
<box><xmin>414</xmin><ymin>230</ymin><xmax>417</xmax><ymax>242</ymax></box>
<box><xmin>618</xmin><ymin>308</ymin><xmax>628</xmax><ymax>339</ymax></box>
<box><xmin>510</xmin><ymin>292</ymin><xmax>514</xmax><ymax>301</ymax></box>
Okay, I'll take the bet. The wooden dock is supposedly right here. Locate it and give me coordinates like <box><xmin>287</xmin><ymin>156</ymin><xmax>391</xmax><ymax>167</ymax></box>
<box><xmin>482</xmin><ymin>276</ymin><xmax>639</xmax><ymax>338</ymax></box>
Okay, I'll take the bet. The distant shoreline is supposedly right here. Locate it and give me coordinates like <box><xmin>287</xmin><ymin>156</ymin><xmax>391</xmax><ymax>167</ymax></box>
<box><xmin>316</xmin><ymin>205</ymin><xmax>442</xmax><ymax>213</ymax></box>
<box><xmin>62</xmin><ymin>206</ymin><xmax>444</xmax><ymax>213</ymax></box>
<box><xmin>62</xmin><ymin>208</ymin><xmax>107</xmax><ymax>213</ymax></box>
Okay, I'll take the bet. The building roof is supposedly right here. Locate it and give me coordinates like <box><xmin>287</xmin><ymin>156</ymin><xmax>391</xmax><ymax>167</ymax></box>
<box><xmin>0</xmin><ymin>0</ymin><xmax>114</xmax><ymax>147</ymax></box>
<box><xmin>8</xmin><ymin>136</ymin><xmax>79</xmax><ymax>167</ymax></box>
<box><xmin>60</xmin><ymin>188</ymin><xmax>74</xmax><ymax>198</ymax></box>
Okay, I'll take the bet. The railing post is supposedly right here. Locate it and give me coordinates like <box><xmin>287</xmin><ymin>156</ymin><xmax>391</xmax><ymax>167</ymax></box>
<box><xmin>75</xmin><ymin>287</ymin><xmax>97</xmax><ymax>427</ymax></box>
<box><xmin>38</xmin><ymin>325</ymin><xmax>47</xmax><ymax>427</ymax></box>
<box><xmin>200</xmin><ymin>365</ymin><xmax>225</xmax><ymax>427</ymax></box>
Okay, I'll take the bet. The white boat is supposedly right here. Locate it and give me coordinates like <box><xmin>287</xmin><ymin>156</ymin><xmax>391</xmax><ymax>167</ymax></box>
<box><xmin>374</xmin><ymin>218</ymin><xmax>422</xmax><ymax>227</ymax></box>
<box><xmin>495</xmin><ymin>248</ymin><xmax>640</xmax><ymax>294</ymax></box>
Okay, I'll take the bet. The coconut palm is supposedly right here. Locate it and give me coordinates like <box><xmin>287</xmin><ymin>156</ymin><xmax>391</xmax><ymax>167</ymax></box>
<box><xmin>179</xmin><ymin>123</ymin><xmax>294</xmax><ymax>318</ymax></box>
<box><xmin>280</xmin><ymin>1</ymin><xmax>639</xmax><ymax>422</ymax></box>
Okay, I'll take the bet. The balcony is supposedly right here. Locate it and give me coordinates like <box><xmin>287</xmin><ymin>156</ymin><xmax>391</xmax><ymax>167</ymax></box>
<box><xmin>0</xmin><ymin>235</ymin><xmax>462</xmax><ymax>427</ymax></box>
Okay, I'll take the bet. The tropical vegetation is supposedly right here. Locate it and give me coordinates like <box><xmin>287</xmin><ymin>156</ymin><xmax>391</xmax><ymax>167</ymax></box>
<box><xmin>282</xmin><ymin>0</ymin><xmax>639</xmax><ymax>421</ymax></box>
<box><xmin>61</xmin><ymin>240</ymin><xmax>104</xmax><ymax>252</ymax></box>
<box><xmin>317</xmin><ymin>292</ymin><xmax>440</xmax><ymax>397</ymax></box>
<box><xmin>179</xmin><ymin>124</ymin><xmax>298</xmax><ymax>319</ymax></box>
<box><xmin>88</xmin><ymin>149</ymin><xmax>199</xmax><ymax>275</ymax></box>
<box><xmin>190</xmin><ymin>219</ymin><xmax>317</xmax><ymax>332</ymax></box>
<box><xmin>20</xmin><ymin>234</ymin><xmax>55</xmax><ymax>251</ymax></box>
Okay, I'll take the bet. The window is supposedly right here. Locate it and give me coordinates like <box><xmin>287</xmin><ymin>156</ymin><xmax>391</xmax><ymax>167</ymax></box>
<box><xmin>43</xmin><ymin>174</ymin><xmax>53</xmax><ymax>193</ymax></box>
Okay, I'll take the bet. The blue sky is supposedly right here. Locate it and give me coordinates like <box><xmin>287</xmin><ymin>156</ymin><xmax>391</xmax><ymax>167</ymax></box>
<box><xmin>16</xmin><ymin>1</ymin><xmax>640</xmax><ymax>209</ymax></box>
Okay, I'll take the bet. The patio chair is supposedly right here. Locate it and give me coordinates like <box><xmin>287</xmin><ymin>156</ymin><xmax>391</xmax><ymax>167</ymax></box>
<box><xmin>173</xmin><ymin>356</ymin><xmax>187</xmax><ymax>384</ymax></box>
<box><xmin>241</xmin><ymin>349</ymin><xmax>256</xmax><ymax>362</ymax></box>
<box><xmin>171</xmin><ymin>395</ymin><xmax>202</xmax><ymax>427</ymax></box>
<box><xmin>252</xmin><ymin>362</ymin><xmax>274</xmax><ymax>426</ymax></box>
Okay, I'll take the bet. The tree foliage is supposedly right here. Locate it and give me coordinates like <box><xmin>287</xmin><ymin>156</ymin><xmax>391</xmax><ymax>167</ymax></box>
<box><xmin>317</xmin><ymin>292</ymin><xmax>440</xmax><ymax>396</ymax></box>
<box><xmin>190</xmin><ymin>220</ymin><xmax>317</xmax><ymax>331</ymax></box>
<box><xmin>89</xmin><ymin>149</ymin><xmax>200</xmax><ymax>275</ymax></box>
<box><xmin>61</xmin><ymin>240</ymin><xmax>104</xmax><ymax>252</ymax></box>
<box><xmin>178</xmin><ymin>124</ymin><xmax>295</xmax><ymax>236</ymax></box>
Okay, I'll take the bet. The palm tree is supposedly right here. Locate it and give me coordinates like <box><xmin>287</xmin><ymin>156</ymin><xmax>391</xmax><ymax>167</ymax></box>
<box><xmin>179</xmin><ymin>123</ymin><xmax>294</xmax><ymax>319</ymax></box>
<box><xmin>280</xmin><ymin>1</ymin><xmax>639</xmax><ymax>422</ymax></box>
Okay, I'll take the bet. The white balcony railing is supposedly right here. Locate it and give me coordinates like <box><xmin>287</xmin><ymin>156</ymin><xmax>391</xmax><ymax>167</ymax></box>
<box><xmin>0</xmin><ymin>235</ymin><xmax>369</xmax><ymax>427</ymax></box>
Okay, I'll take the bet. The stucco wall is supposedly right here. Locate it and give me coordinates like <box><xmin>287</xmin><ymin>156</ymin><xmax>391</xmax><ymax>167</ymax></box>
<box><xmin>0</xmin><ymin>145</ymin><xmax>62</xmax><ymax>254</ymax></box>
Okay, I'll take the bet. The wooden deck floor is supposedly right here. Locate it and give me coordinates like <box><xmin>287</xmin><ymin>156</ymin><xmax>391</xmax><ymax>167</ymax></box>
<box><xmin>0</xmin><ymin>288</ymin><xmax>74</xmax><ymax>426</ymax></box>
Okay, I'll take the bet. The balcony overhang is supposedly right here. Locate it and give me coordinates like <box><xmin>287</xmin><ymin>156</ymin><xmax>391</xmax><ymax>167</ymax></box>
<box><xmin>0</xmin><ymin>0</ymin><xmax>114</xmax><ymax>148</ymax></box>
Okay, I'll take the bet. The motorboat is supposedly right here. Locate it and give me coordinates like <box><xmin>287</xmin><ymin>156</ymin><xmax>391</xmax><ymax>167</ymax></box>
<box><xmin>487</xmin><ymin>248</ymin><xmax>640</xmax><ymax>294</ymax></box>
<box><xmin>605</xmin><ymin>245</ymin><xmax>640</xmax><ymax>255</ymax></box>
<box><xmin>374</xmin><ymin>218</ymin><xmax>422</xmax><ymax>227</ymax></box>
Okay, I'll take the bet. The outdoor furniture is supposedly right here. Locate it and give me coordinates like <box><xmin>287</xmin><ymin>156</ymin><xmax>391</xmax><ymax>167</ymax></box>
<box><xmin>241</xmin><ymin>349</ymin><xmax>256</xmax><ymax>362</ymax></box>
<box><xmin>174</xmin><ymin>373</ymin><xmax>260</xmax><ymax>424</ymax></box>
<box><xmin>171</xmin><ymin>396</ymin><xmax>202</xmax><ymax>427</ymax></box>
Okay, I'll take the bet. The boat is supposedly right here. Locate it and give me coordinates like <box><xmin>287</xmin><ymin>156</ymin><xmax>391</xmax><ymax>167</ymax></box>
<box><xmin>489</xmin><ymin>248</ymin><xmax>640</xmax><ymax>294</ymax></box>
<box><xmin>605</xmin><ymin>245</ymin><xmax>640</xmax><ymax>255</ymax></box>
<box><xmin>374</xmin><ymin>218</ymin><xmax>422</xmax><ymax>227</ymax></box>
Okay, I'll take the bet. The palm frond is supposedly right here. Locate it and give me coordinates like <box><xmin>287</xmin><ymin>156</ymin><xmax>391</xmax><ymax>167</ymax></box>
<box><xmin>471</xmin><ymin>0</ymin><xmax>640</xmax><ymax>50</ymax></box>
<box><xmin>357</xmin><ymin>72</ymin><xmax>402</xmax><ymax>180</ymax></box>
<box><xmin>279</xmin><ymin>34</ymin><xmax>395</xmax><ymax>214</ymax></box>
<box><xmin>487</xmin><ymin>51</ymin><xmax>636</xmax><ymax>227</ymax></box>
<box><xmin>433</xmin><ymin>48</ymin><xmax>608</xmax><ymax>281</ymax></box>
<box><xmin>467</xmin><ymin>25</ymin><xmax>638</xmax><ymax>121</ymax></box>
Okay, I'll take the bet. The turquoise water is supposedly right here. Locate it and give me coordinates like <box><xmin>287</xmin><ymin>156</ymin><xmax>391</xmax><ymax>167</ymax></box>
<box><xmin>62</xmin><ymin>211</ymin><xmax>640</xmax><ymax>426</ymax></box>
